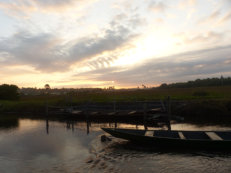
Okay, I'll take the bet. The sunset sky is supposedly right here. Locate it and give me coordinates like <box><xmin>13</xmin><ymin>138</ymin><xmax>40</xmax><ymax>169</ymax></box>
<box><xmin>0</xmin><ymin>0</ymin><xmax>231</xmax><ymax>88</ymax></box>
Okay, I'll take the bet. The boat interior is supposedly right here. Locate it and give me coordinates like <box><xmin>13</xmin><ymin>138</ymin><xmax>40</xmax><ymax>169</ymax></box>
<box><xmin>147</xmin><ymin>130</ymin><xmax>231</xmax><ymax>140</ymax></box>
<box><xmin>116</xmin><ymin>129</ymin><xmax>231</xmax><ymax>140</ymax></box>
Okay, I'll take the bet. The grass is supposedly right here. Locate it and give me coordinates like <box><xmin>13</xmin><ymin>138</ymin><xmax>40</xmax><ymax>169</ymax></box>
<box><xmin>73</xmin><ymin>86</ymin><xmax>231</xmax><ymax>102</ymax></box>
<box><xmin>65</xmin><ymin>86</ymin><xmax>231</xmax><ymax>102</ymax></box>
<box><xmin>0</xmin><ymin>86</ymin><xmax>231</xmax><ymax>115</ymax></box>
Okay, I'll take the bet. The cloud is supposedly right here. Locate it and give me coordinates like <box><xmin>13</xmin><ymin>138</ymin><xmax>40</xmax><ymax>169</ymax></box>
<box><xmin>175</xmin><ymin>31</ymin><xmax>224</xmax><ymax>46</ymax></box>
<box><xmin>198</xmin><ymin>8</ymin><xmax>231</xmax><ymax>25</ymax></box>
<box><xmin>36</xmin><ymin>0</ymin><xmax>74</xmax><ymax>6</ymax></box>
<box><xmin>0</xmin><ymin>0</ymin><xmax>96</xmax><ymax>17</ymax></box>
<box><xmin>64</xmin><ymin>12</ymin><xmax>142</xmax><ymax>66</ymax></box>
<box><xmin>148</xmin><ymin>1</ymin><xmax>167</xmax><ymax>13</ymax></box>
<box><xmin>75</xmin><ymin>45</ymin><xmax>231</xmax><ymax>86</ymax></box>
<box><xmin>223</xmin><ymin>0</ymin><xmax>231</xmax><ymax>7</ymax></box>
<box><xmin>188</xmin><ymin>31</ymin><xmax>223</xmax><ymax>43</ymax></box>
<box><xmin>0</xmin><ymin>13</ymin><xmax>142</xmax><ymax>72</ymax></box>
<box><xmin>0</xmin><ymin>31</ymin><xmax>69</xmax><ymax>72</ymax></box>
<box><xmin>221</xmin><ymin>10</ymin><xmax>231</xmax><ymax>23</ymax></box>
<box><xmin>178</xmin><ymin>0</ymin><xmax>196</xmax><ymax>9</ymax></box>
<box><xmin>86</xmin><ymin>55</ymin><xmax>119</xmax><ymax>70</ymax></box>
<box><xmin>197</xmin><ymin>9</ymin><xmax>221</xmax><ymax>24</ymax></box>
<box><xmin>69</xmin><ymin>26</ymin><xmax>135</xmax><ymax>62</ymax></box>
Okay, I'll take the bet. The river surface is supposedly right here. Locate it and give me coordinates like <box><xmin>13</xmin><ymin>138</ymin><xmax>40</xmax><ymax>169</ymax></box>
<box><xmin>0</xmin><ymin>117</ymin><xmax>231</xmax><ymax>173</ymax></box>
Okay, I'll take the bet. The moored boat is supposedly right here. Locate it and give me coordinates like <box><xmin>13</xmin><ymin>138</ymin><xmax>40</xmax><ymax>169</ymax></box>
<box><xmin>101</xmin><ymin>128</ymin><xmax>231</xmax><ymax>150</ymax></box>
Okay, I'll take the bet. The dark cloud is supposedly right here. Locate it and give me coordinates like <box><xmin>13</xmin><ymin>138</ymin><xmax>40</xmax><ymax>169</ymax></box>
<box><xmin>75</xmin><ymin>45</ymin><xmax>231</xmax><ymax>86</ymax></box>
<box><xmin>69</xmin><ymin>25</ymin><xmax>134</xmax><ymax>62</ymax></box>
<box><xmin>0</xmin><ymin>31</ymin><xmax>69</xmax><ymax>72</ymax></box>
<box><xmin>87</xmin><ymin>55</ymin><xmax>118</xmax><ymax>70</ymax></box>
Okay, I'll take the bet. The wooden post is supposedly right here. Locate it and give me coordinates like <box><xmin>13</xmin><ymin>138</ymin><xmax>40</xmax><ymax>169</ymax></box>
<box><xmin>45</xmin><ymin>85</ymin><xmax>50</xmax><ymax>135</ymax></box>
<box><xmin>114</xmin><ymin>101</ymin><xmax>117</xmax><ymax>128</ymax></box>
<box><xmin>143</xmin><ymin>102</ymin><xmax>147</xmax><ymax>130</ymax></box>
<box><xmin>72</xmin><ymin>121</ymin><xmax>74</xmax><ymax>132</ymax></box>
<box><xmin>70</xmin><ymin>94</ymin><xmax>73</xmax><ymax>112</ymax></box>
<box><xmin>87</xmin><ymin>120</ymin><xmax>89</xmax><ymax>135</ymax></box>
<box><xmin>46</xmin><ymin>101</ymin><xmax>48</xmax><ymax>116</ymax></box>
<box><xmin>46</xmin><ymin>118</ymin><xmax>49</xmax><ymax>134</ymax></box>
<box><xmin>46</xmin><ymin>98</ymin><xmax>49</xmax><ymax>134</ymax></box>
<box><xmin>160</xmin><ymin>99</ymin><xmax>166</xmax><ymax>112</ymax></box>
<box><xmin>66</xmin><ymin>121</ymin><xmax>70</xmax><ymax>129</ymax></box>
<box><xmin>113</xmin><ymin>100</ymin><xmax>116</xmax><ymax>112</ymax></box>
<box><xmin>85</xmin><ymin>101</ymin><xmax>89</xmax><ymax>121</ymax></box>
<box><xmin>114</xmin><ymin>121</ymin><xmax>117</xmax><ymax>128</ymax></box>
<box><xmin>167</xmin><ymin>96</ymin><xmax>171</xmax><ymax>131</ymax></box>
<box><xmin>85</xmin><ymin>101</ymin><xmax>90</xmax><ymax>134</ymax></box>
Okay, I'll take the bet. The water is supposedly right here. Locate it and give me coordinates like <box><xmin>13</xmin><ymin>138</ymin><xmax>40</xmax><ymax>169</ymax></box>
<box><xmin>0</xmin><ymin>117</ymin><xmax>231</xmax><ymax>173</ymax></box>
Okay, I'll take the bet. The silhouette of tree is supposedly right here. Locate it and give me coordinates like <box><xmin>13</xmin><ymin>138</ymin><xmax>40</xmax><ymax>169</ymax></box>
<box><xmin>159</xmin><ymin>77</ymin><xmax>231</xmax><ymax>88</ymax></box>
<box><xmin>0</xmin><ymin>84</ymin><xmax>20</xmax><ymax>100</ymax></box>
<box><xmin>44</xmin><ymin>84</ymin><xmax>50</xmax><ymax>95</ymax></box>
<box><xmin>44</xmin><ymin>84</ymin><xmax>50</xmax><ymax>90</ymax></box>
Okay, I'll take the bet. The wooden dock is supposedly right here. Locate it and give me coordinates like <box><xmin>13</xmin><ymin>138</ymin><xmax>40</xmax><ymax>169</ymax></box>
<box><xmin>46</xmin><ymin>101</ymin><xmax>184</xmax><ymax>125</ymax></box>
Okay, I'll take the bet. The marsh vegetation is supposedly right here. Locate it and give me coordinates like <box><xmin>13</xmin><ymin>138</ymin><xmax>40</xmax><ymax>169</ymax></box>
<box><xmin>1</xmin><ymin>77</ymin><xmax>231</xmax><ymax>123</ymax></box>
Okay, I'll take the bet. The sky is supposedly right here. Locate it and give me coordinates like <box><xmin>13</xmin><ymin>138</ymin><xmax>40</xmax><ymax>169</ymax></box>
<box><xmin>0</xmin><ymin>0</ymin><xmax>231</xmax><ymax>88</ymax></box>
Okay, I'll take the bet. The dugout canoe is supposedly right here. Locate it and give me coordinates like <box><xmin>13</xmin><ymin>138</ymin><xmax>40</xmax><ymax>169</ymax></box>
<box><xmin>101</xmin><ymin>128</ymin><xmax>231</xmax><ymax>149</ymax></box>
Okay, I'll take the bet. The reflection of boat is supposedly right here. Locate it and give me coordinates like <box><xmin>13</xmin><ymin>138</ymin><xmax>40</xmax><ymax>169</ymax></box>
<box><xmin>101</xmin><ymin>128</ymin><xmax>231</xmax><ymax>149</ymax></box>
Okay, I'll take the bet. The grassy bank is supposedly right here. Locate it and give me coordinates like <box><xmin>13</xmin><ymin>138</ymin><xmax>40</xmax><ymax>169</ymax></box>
<box><xmin>172</xmin><ymin>100</ymin><xmax>231</xmax><ymax>124</ymax></box>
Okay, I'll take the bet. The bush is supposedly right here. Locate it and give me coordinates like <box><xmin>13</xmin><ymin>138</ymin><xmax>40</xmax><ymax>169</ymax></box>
<box><xmin>0</xmin><ymin>84</ymin><xmax>20</xmax><ymax>100</ymax></box>
<box><xmin>173</xmin><ymin>101</ymin><xmax>229</xmax><ymax>123</ymax></box>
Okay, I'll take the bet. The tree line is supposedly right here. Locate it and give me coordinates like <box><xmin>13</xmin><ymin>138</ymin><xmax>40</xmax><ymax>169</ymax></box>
<box><xmin>159</xmin><ymin>77</ymin><xmax>231</xmax><ymax>88</ymax></box>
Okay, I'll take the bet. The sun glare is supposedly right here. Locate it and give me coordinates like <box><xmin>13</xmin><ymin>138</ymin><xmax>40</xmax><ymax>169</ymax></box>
<box><xmin>114</xmin><ymin>32</ymin><xmax>176</xmax><ymax>67</ymax></box>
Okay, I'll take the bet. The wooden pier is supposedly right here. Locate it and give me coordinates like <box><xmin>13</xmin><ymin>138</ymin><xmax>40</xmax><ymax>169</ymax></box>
<box><xmin>46</xmin><ymin>100</ymin><xmax>184</xmax><ymax>124</ymax></box>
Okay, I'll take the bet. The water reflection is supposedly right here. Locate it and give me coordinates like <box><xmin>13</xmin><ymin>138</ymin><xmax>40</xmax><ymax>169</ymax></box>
<box><xmin>0</xmin><ymin>118</ymin><xmax>103</xmax><ymax>173</ymax></box>
<box><xmin>0</xmin><ymin>115</ymin><xmax>19</xmax><ymax>130</ymax></box>
<box><xmin>80</xmin><ymin>134</ymin><xmax>231</xmax><ymax>173</ymax></box>
<box><xmin>46</xmin><ymin>118</ymin><xmax>49</xmax><ymax>134</ymax></box>
<box><xmin>0</xmin><ymin>117</ymin><xmax>231</xmax><ymax>173</ymax></box>
<box><xmin>45</xmin><ymin>118</ymin><xmax>231</xmax><ymax>137</ymax></box>
<box><xmin>46</xmin><ymin>119</ymin><xmax>141</xmax><ymax>136</ymax></box>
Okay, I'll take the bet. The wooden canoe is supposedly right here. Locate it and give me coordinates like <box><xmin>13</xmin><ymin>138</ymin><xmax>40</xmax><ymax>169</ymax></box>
<box><xmin>101</xmin><ymin>128</ymin><xmax>231</xmax><ymax>149</ymax></box>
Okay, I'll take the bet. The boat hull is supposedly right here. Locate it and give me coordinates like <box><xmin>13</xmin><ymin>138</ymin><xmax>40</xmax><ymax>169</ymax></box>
<box><xmin>102</xmin><ymin>128</ymin><xmax>231</xmax><ymax>150</ymax></box>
